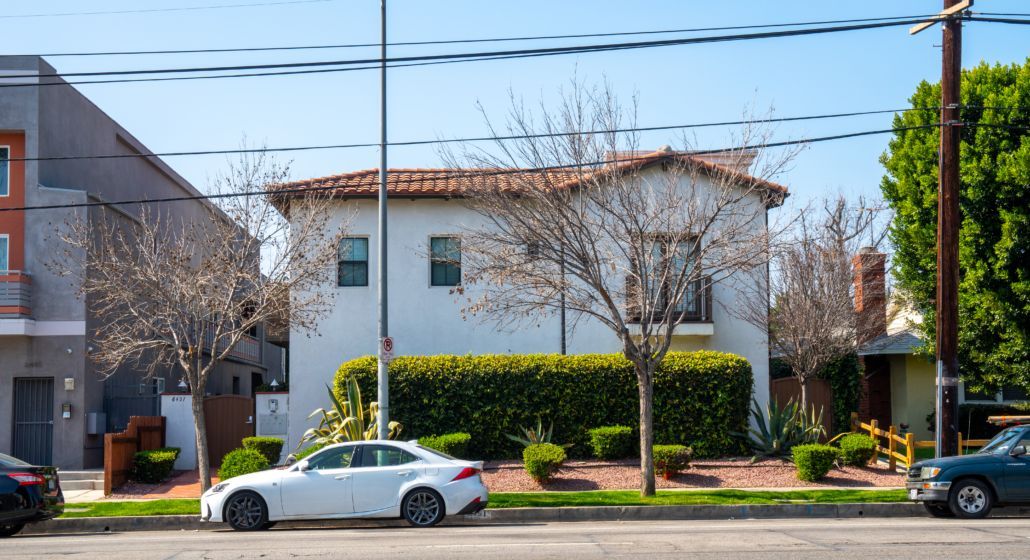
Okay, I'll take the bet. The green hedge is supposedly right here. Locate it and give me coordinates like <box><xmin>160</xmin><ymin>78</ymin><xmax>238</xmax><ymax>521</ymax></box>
<box><xmin>218</xmin><ymin>448</ymin><xmax>270</xmax><ymax>481</ymax></box>
<box><xmin>242</xmin><ymin>437</ymin><xmax>284</xmax><ymax>465</ymax></box>
<box><xmin>335</xmin><ymin>352</ymin><xmax>753</xmax><ymax>459</ymax></box>
<box><xmin>836</xmin><ymin>433</ymin><xmax>876</xmax><ymax>466</ymax></box>
<box><xmin>132</xmin><ymin>447</ymin><xmax>180</xmax><ymax>484</ymax></box>
<box><xmin>588</xmin><ymin>426</ymin><xmax>635</xmax><ymax>459</ymax></box>
<box><xmin>653</xmin><ymin>444</ymin><xmax>692</xmax><ymax>477</ymax></box>
<box><xmin>524</xmin><ymin>443</ymin><xmax>566</xmax><ymax>482</ymax></box>
<box><xmin>793</xmin><ymin>444</ymin><xmax>840</xmax><ymax>482</ymax></box>
<box><xmin>418</xmin><ymin>433</ymin><xmax>472</xmax><ymax>458</ymax></box>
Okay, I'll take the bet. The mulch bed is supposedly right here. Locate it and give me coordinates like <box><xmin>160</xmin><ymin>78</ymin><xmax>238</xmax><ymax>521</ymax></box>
<box><xmin>482</xmin><ymin>458</ymin><xmax>904</xmax><ymax>492</ymax></box>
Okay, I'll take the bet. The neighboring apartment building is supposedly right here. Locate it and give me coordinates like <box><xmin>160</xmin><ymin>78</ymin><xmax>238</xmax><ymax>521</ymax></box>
<box><xmin>279</xmin><ymin>151</ymin><xmax>787</xmax><ymax>448</ymax></box>
<box><xmin>0</xmin><ymin>56</ymin><xmax>283</xmax><ymax>469</ymax></box>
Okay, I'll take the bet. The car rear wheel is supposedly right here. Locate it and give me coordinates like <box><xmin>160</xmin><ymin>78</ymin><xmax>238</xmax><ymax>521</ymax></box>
<box><xmin>923</xmin><ymin>502</ymin><xmax>955</xmax><ymax>518</ymax></box>
<box><xmin>0</xmin><ymin>523</ymin><xmax>25</xmax><ymax>537</ymax></box>
<box><xmin>402</xmin><ymin>488</ymin><xmax>444</xmax><ymax>527</ymax></box>
<box><xmin>948</xmin><ymin>479</ymin><xmax>993</xmax><ymax>519</ymax></box>
<box><xmin>224</xmin><ymin>491</ymin><xmax>268</xmax><ymax>531</ymax></box>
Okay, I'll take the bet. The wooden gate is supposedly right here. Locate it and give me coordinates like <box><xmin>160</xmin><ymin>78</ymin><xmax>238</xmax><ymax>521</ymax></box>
<box><xmin>770</xmin><ymin>377</ymin><xmax>833</xmax><ymax>438</ymax></box>
<box><xmin>203</xmin><ymin>395</ymin><xmax>254</xmax><ymax>466</ymax></box>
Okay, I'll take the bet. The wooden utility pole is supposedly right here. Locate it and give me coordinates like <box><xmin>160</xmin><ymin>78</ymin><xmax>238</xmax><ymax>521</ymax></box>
<box><xmin>911</xmin><ymin>0</ymin><xmax>969</xmax><ymax>457</ymax></box>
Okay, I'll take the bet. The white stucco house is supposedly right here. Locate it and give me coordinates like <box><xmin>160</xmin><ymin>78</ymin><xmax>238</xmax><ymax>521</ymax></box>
<box><xmin>277</xmin><ymin>150</ymin><xmax>788</xmax><ymax>449</ymax></box>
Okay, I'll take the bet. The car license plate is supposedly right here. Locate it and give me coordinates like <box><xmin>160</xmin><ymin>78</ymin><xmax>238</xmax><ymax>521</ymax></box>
<box><xmin>909</xmin><ymin>489</ymin><xmax>919</xmax><ymax>500</ymax></box>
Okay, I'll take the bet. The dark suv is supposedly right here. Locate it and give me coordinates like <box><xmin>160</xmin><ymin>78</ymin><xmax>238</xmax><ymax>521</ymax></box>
<box><xmin>907</xmin><ymin>425</ymin><xmax>1030</xmax><ymax>518</ymax></box>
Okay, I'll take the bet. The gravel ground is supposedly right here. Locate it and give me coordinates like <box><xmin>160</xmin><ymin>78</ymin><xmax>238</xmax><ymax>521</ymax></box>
<box><xmin>482</xmin><ymin>458</ymin><xmax>904</xmax><ymax>492</ymax></box>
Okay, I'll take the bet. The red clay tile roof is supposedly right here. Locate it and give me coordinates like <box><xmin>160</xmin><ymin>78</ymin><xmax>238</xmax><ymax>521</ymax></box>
<box><xmin>271</xmin><ymin>151</ymin><xmax>788</xmax><ymax>201</ymax></box>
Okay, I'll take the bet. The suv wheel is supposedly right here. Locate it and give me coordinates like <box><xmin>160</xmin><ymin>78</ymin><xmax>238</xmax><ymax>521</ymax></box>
<box><xmin>224</xmin><ymin>491</ymin><xmax>269</xmax><ymax>531</ymax></box>
<box><xmin>402</xmin><ymin>488</ymin><xmax>444</xmax><ymax>527</ymax></box>
<box><xmin>948</xmin><ymin>479</ymin><xmax>993</xmax><ymax>519</ymax></box>
<box><xmin>0</xmin><ymin>523</ymin><xmax>25</xmax><ymax>537</ymax></box>
<box><xmin>923</xmin><ymin>502</ymin><xmax>955</xmax><ymax>518</ymax></box>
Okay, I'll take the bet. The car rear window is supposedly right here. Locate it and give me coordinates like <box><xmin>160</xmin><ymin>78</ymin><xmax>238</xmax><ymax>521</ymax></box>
<box><xmin>416</xmin><ymin>446</ymin><xmax>457</xmax><ymax>461</ymax></box>
<box><xmin>0</xmin><ymin>452</ymin><xmax>31</xmax><ymax>467</ymax></box>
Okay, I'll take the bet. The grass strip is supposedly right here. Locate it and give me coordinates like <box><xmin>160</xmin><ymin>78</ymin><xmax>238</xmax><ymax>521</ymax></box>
<box><xmin>60</xmin><ymin>489</ymin><xmax>907</xmax><ymax>518</ymax></box>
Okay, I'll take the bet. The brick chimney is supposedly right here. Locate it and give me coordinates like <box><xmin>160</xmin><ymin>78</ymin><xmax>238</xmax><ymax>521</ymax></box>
<box><xmin>853</xmin><ymin>247</ymin><xmax>887</xmax><ymax>345</ymax></box>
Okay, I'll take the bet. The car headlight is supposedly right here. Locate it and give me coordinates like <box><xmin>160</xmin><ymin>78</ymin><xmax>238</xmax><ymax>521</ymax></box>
<box><xmin>210</xmin><ymin>482</ymin><xmax>230</xmax><ymax>493</ymax></box>
<box><xmin>920</xmin><ymin>467</ymin><xmax>941</xmax><ymax>479</ymax></box>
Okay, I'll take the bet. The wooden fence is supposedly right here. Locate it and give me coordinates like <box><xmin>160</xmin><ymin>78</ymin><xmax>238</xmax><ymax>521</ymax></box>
<box><xmin>849</xmin><ymin>412</ymin><xmax>989</xmax><ymax>469</ymax></box>
<box><xmin>770</xmin><ymin>377</ymin><xmax>833</xmax><ymax>439</ymax></box>
<box><xmin>103</xmin><ymin>416</ymin><xmax>166</xmax><ymax>495</ymax></box>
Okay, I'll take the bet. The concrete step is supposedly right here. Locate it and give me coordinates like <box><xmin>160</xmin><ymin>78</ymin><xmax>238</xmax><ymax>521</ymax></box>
<box><xmin>60</xmin><ymin>479</ymin><xmax>101</xmax><ymax>491</ymax></box>
<box><xmin>57</xmin><ymin>470</ymin><xmax>104</xmax><ymax>482</ymax></box>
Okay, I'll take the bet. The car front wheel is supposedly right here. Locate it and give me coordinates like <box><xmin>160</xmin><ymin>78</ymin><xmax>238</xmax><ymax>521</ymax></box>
<box><xmin>224</xmin><ymin>491</ymin><xmax>269</xmax><ymax>531</ymax></box>
<box><xmin>948</xmin><ymin>479</ymin><xmax>993</xmax><ymax>519</ymax></box>
<box><xmin>402</xmin><ymin>488</ymin><xmax>444</xmax><ymax>527</ymax></box>
<box><xmin>923</xmin><ymin>502</ymin><xmax>955</xmax><ymax>518</ymax></box>
<box><xmin>0</xmin><ymin>522</ymin><xmax>25</xmax><ymax>537</ymax></box>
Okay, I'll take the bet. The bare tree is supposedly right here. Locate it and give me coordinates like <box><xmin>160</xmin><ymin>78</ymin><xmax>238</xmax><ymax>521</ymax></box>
<box><xmin>737</xmin><ymin>196</ymin><xmax>887</xmax><ymax>411</ymax></box>
<box><xmin>55</xmin><ymin>152</ymin><xmax>345</xmax><ymax>491</ymax></box>
<box><xmin>443</xmin><ymin>83</ymin><xmax>796</xmax><ymax>496</ymax></box>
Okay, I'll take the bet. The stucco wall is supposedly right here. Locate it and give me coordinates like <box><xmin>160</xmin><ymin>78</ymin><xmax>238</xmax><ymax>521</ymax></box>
<box><xmin>287</xmin><ymin>173</ymin><xmax>772</xmax><ymax>450</ymax></box>
<box><xmin>889</xmin><ymin>354</ymin><xmax>936</xmax><ymax>441</ymax></box>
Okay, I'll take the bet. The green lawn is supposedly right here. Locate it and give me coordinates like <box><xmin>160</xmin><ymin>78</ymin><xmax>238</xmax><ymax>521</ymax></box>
<box><xmin>61</xmin><ymin>489</ymin><xmax>907</xmax><ymax>518</ymax></box>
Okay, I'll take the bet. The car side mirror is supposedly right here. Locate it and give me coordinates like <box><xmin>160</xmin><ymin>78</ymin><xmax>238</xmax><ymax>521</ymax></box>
<box><xmin>297</xmin><ymin>460</ymin><xmax>311</xmax><ymax>472</ymax></box>
<box><xmin>1011</xmin><ymin>445</ymin><xmax>1027</xmax><ymax>457</ymax></box>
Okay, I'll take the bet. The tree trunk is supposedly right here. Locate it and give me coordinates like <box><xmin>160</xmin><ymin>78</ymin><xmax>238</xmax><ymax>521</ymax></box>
<box><xmin>191</xmin><ymin>393</ymin><xmax>213</xmax><ymax>492</ymax></box>
<box><xmin>636</xmin><ymin>365</ymin><xmax>656</xmax><ymax>497</ymax></box>
<box><xmin>797</xmin><ymin>375</ymin><xmax>809</xmax><ymax>413</ymax></box>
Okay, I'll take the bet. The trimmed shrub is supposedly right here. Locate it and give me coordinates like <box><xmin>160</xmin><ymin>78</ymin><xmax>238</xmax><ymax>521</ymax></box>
<box><xmin>653</xmin><ymin>444</ymin><xmax>692</xmax><ymax>477</ymax></box>
<box><xmin>792</xmin><ymin>444</ymin><xmax>840</xmax><ymax>482</ymax></box>
<box><xmin>418</xmin><ymin>433</ymin><xmax>472</xmax><ymax>458</ymax></box>
<box><xmin>132</xmin><ymin>447</ymin><xmax>180</xmax><ymax>484</ymax></box>
<box><xmin>588</xmin><ymin>426</ymin><xmax>635</xmax><ymax>459</ymax></box>
<box><xmin>335</xmin><ymin>352</ymin><xmax>753</xmax><ymax>459</ymax></box>
<box><xmin>242</xmin><ymin>436</ymin><xmax>284</xmax><ymax>465</ymax></box>
<box><xmin>836</xmin><ymin>433</ymin><xmax>876</xmax><ymax>466</ymax></box>
<box><xmin>218</xmin><ymin>448</ymin><xmax>269</xmax><ymax>481</ymax></box>
<box><xmin>523</xmin><ymin>443</ymin><xmax>566</xmax><ymax>482</ymax></box>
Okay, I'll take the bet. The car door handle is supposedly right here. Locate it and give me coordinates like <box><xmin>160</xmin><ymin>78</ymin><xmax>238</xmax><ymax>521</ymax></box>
<box><xmin>335</xmin><ymin>474</ymin><xmax>351</xmax><ymax>480</ymax></box>
<box><xmin>396</xmin><ymin>470</ymin><xmax>413</xmax><ymax>476</ymax></box>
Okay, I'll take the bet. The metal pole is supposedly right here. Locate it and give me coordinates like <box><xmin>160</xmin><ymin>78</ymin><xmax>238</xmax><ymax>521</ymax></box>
<box><xmin>936</xmin><ymin>0</ymin><xmax>962</xmax><ymax>457</ymax></box>
<box><xmin>560</xmin><ymin>248</ymin><xmax>567</xmax><ymax>355</ymax></box>
<box><xmin>376</xmin><ymin>0</ymin><xmax>390</xmax><ymax>440</ymax></box>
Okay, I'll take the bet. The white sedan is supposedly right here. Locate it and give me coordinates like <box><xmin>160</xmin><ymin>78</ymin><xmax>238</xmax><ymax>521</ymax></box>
<box><xmin>201</xmin><ymin>440</ymin><xmax>488</xmax><ymax>531</ymax></box>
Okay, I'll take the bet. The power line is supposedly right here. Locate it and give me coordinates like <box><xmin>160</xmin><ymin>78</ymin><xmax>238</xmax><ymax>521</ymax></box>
<box><xmin>966</xmin><ymin>16</ymin><xmax>1030</xmax><ymax>25</ymax></box>
<box><xmin>0</xmin><ymin>0</ymin><xmax>335</xmax><ymax>19</ymax></box>
<box><xmin>31</xmin><ymin>14</ymin><xmax>940</xmax><ymax>58</ymax></box>
<box><xmin>0</xmin><ymin>17</ymin><xmax>934</xmax><ymax>86</ymax></box>
<box><xmin>3</xmin><ymin>107</ymin><xmax>946</xmax><ymax>164</ymax></box>
<box><xmin>0</xmin><ymin>124</ymin><xmax>948</xmax><ymax>213</ymax></box>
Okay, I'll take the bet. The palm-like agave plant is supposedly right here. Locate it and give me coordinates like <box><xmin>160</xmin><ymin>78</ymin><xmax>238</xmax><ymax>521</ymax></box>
<box><xmin>505</xmin><ymin>417</ymin><xmax>572</xmax><ymax>449</ymax></box>
<box><xmin>740</xmin><ymin>397</ymin><xmax>824</xmax><ymax>461</ymax></box>
<box><xmin>299</xmin><ymin>377</ymin><xmax>402</xmax><ymax>449</ymax></box>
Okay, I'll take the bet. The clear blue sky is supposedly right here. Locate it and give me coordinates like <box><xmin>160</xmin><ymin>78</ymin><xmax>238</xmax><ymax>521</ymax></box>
<box><xmin>4</xmin><ymin>1</ymin><xmax>1028</xmax><ymax>205</ymax></box>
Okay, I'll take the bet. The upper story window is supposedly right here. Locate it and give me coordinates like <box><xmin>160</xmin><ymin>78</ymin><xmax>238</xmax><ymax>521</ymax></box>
<box><xmin>430</xmin><ymin>236</ymin><xmax>461</xmax><ymax>286</ymax></box>
<box><xmin>0</xmin><ymin>235</ymin><xmax>8</xmax><ymax>272</ymax></box>
<box><xmin>0</xmin><ymin>146</ymin><xmax>9</xmax><ymax>197</ymax></box>
<box><xmin>338</xmin><ymin>237</ymin><xmax>369</xmax><ymax>287</ymax></box>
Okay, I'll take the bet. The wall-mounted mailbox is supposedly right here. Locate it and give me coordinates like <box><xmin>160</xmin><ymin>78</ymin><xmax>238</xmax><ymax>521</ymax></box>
<box><xmin>61</xmin><ymin>403</ymin><xmax>72</xmax><ymax>419</ymax></box>
<box><xmin>64</xmin><ymin>378</ymin><xmax>75</xmax><ymax>391</ymax></box>
<box><xmin>87</xmin><ymin>412</ymin><xmax>107</xmax><ymax>435</ymax></box>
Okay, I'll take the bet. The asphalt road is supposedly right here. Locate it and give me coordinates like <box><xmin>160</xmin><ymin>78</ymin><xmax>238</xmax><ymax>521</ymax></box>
<box><xmin>6</xmin><ymin>517</ymin><xmax>1030</xmax><ymax>559</ymax></box>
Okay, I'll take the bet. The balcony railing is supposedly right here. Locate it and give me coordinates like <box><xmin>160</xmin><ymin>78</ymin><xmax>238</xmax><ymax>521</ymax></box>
<box><xmin>0</xmin><ymin>271</ymin><xmax>32</xmax><ymax>318</ymax></box>
<box><xmin>200</xmin><ymin>324</ymin><xmax>263</xmax><ymax>364</ymax></box>
<box><xmin>630</xmin><ymin>275</ymin><xmax>713</xmax><ymax>324</ymax></box>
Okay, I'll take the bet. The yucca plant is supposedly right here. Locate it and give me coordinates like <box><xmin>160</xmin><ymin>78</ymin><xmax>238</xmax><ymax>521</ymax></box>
<box><xmin>505</xmin><ymin>417</ymin><xmax>572</xmax><ymax>449</ymax></box>
<box><xmin>739</xmin><ymin>397</ymin><xmax>825</xmax><ymax>461</ymax></box>
<box><xmin>299</xmin><ymin>377</ymin><xmax>402</xmax><ymax>449</ymax></box>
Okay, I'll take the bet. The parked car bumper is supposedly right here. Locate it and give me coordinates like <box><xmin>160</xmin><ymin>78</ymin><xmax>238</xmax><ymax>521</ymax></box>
<box><xmin>443</xmin><ymin>477</ymin><xmax>489</xmax><ymax>516</ymax></box>
<box><xmin>200</xmin><ymin>489</ymin><xmax>229</xmax><ymax>523</ymax></box>
<box><xmin>906</xmin><ymin>480</ymin><xmax>951</xmax><ymax>502</ymax></box>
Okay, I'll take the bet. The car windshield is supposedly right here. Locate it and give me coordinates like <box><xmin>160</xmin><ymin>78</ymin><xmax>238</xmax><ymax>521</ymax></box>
<box><xmin>978</xmin><ymin>427</ymin><xmax>1023</xmax><ymax>455</ymax></box>
<box><xmin>0</xmin><ymin>452</ymin><xmax>31</xmax><ymax>467</ymax></box>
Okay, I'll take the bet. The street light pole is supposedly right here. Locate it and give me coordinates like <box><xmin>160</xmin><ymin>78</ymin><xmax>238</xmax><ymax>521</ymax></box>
<box><xmin>376</xmin><ymin>0</ymin><xmax>390</xmax><ymax>440</ymax></box>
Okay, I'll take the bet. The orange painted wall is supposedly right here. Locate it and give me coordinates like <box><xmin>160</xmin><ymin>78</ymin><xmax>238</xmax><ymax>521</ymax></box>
<box><xmin>0</xmin><ymin>132</ymin><xmax>25</xmax><ymax>272</ymax></box>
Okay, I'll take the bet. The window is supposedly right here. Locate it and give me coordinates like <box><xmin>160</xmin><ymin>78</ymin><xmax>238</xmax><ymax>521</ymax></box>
<box><xmin>232</xmin><ymin>376</ymin><xmax>241</xmax><ymax>395</ymax></box>
<box><xmin>356</xmin><ymin>444</ymin><xmax>419</xmax><ymax>467</ymax></box>
<box><xmin>337</xmin><ymin>238</ymin><xmax>368</xmax><ymax>287</ymax></box>
<box><xmin>307</xmin><ymin>446</ymin><xmax>356</xmax><ymax>470</ymax></box>
<box><xmin>0</xmin><ymin>235</ymin><xmax>8</xmax><ymax>272</ymax></box>
<box><xmin>430</xmin><ymin>237</ymin><xmax>461</xmax><ymax>286</ymax></box>
<box><xmin>963</xmin><ymin>383</ymin><xmax>1030</xmax><ymax>404</ymax></box>
<box><xmin>0</xmin><ymin>146</ymin><xmax>8</xmax><ymax>197</ymax></box>
<box><xmin>634</xmin><ymin>236</ymin><xmax>703</xmax><ymax>322</ymax></box>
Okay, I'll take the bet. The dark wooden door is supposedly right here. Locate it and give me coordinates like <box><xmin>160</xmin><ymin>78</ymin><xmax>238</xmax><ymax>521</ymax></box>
<box><xmin>12</xmin><ymin>378</ymin><xmax>54</xmax><ymax>465</ymax></box>
<box><xmin>864</xmin><ymin>356</ymin><xmax>893</xmax><ymax>427</ymax></box>
<box><xmin>203</xmin><ymin>395</ymin><xmax>254</xmax><ymax>466</ymax></box>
